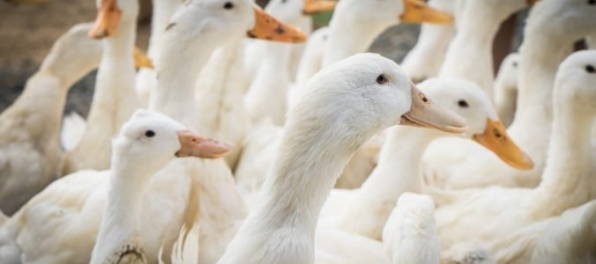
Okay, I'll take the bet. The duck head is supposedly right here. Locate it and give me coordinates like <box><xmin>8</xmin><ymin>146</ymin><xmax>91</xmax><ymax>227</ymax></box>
<box><xmin>418</xmin><ymin>78</ymin><xmax>534</xmax><ymax>170</ymax></box>
<box><xmin>294</xmin><ymin>53</ymin><xmax>467</xmax><ymax>148</ymax></box>
<box><xmin>114</xmin><ymin>110</ymin><xmax>233</xmax><ymax>177</ymax></box>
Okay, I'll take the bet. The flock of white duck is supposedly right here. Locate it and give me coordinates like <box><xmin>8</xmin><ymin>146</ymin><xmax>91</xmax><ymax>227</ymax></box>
<box><xmin>0</xmin><ymin>0</ymin><xmax>594</xmax><ymax>263</ymax></box>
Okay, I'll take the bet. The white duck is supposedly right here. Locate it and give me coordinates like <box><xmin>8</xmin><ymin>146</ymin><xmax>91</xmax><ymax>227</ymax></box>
<box><xmin>432</xmin><ymin>50</ymin><xmax>596</xmax><ymax>250</ymax></box>
<box><xmin>320</xmin><ymin>78</ymin><xmax>531</xmax><ymax>240</ymax></box>
<box><xmin>62</xmin><ymin>0</ymin><xmax>142</xmax><ymax>175</ymax></box>
<box><xmin>494</xmin><ymin>53</ymin><xmax>520</xmax><ymax>127</ymax></box>
<box><xmin>0</xmin><ymin>2</ymin><xmax>306</xmax><ymax>264</ymax></box>
<box><xmin>217</xmin><ymin>53</ymin><xmax>467</xmax><ymax>264</ymax></box>
<box><xmin>400</xmin><ymin>0</ymin><xmax>455</xmax><ymax>83</ymax></box>
<box><xmin>438</xmin><ymin>0</ymin><xmax>536</xmax><ymax>95</ymax></box>
<box><xmin>0</xmin><ymin>23</ymin><xmax>102</xmax><ymax>215</ymax></box>
<box><xmin>382</xmin><ymin>193</ymin><xmax>440</xmax><ymax>264</ymax></box>
<box><xmin>423</xmin><ymin>0</ymin><xmax>596</xmax><ymax>189</ymax></box>
<box><xmin>89</xmin><ymin>110</ymin><xmax>230</xmax><ymax>264</ymax></box>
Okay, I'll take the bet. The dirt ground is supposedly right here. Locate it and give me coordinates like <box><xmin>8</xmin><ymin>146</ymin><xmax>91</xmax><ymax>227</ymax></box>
<box><xmin>0</xmin><ymin>0</ymin><xmax>151</xmax><ymax>115</ymax></box>
<box><xmin>0</xmin><ymin>0</ymin><xmax>524</xmax><ymax>117</ymax></box>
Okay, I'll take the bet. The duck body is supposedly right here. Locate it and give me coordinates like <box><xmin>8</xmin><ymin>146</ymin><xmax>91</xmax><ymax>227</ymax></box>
<box><xmin>0</xmin><ymin>23</ymin><xmax>102</xmax><ymax>215</ymax></box>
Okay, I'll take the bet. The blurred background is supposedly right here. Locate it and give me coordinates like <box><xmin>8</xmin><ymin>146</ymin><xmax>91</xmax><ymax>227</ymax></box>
<box><xmin>0</xmin><ymin>0</ymin><xmax>524</xmax><ymax>116</ymax></box>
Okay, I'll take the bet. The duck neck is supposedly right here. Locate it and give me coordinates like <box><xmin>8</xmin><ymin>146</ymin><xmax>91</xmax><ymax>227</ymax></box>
<box><xmin>92</xmin><ymin>158</ymin><xmax>152</xmax><ymax>263</ymax></box>
<box><xmin>88</xmin><ymin>19</ymin><xmax>139</xmax><ymax>127</ymax></box>
<box><xmin>195</xmin><ymin>41</ymin><xmax>248</xmax><ymax>135</ymax></box>
<box><xmin>245</xmin><ymin>42</ymin><xmax>290</xmax><ymax>125</ymax></box>
<box><xmin>66</xmin><ymin>19</ymin><xmax>139</xmax><ymax>172</ymax></box>
<box><xmin>494</xmin><ymin>79</ymin><xmax>517</xmax><ymax>126</ymax></box>
<box><xmin>253</xmin><ymin>119</ymin><xmax>375</xmax><ymax>250</ymax></box>
<box><xmin>150</xmin><ymin>30</ymin><xmax>218</xmax><ymax>130</ymax></box>
<box><xmin>295</xmin><ymin>28</ymin><xmax>328</xmax><ymax>90</ymax></box>
<box><xmin>358</xmin><ymin>127</ymin><xmax>441</xmax><ymax>204</ymax></box>
<box><xmin>147</xmin><ymin>0</ymin><xmax>180</xmax><ymax>58</ymax></box>
<box><xmin>401</xmin><ymin>0</ymin><xmax>454</xmax><ymax>80</ymax></box>
<box><xmin>507</xmin><ymin>11</ymin><xmax>576</xmax><ymax>166</ymax></box>
<box><xmin>439</xmin><ymin>10</ymin><xmax>501</xmax><ymax>94</ymax></box>
<box><xmin>323</xmin><ymin>13</ymin><xmax>392</xmax><ymax>67</ymax></box>
<box><xmin>531</xmin><ymin>104</ymin><xmax>594</xmax><ymax>217</ymax></box>
<box><xmin>9</xmin><ymin>74</ymin><xmax>66</xmax><ymax>142</ymax></box>
<box><xmin>401</xmin><ymin>23</ymin><xmax>454</xmax><ymax>81</ymax></box>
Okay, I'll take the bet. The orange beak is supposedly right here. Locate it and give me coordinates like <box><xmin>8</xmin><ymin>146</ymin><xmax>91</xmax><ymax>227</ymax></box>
<box><xmin>472</xmin><ymin>119</ymin><xmax>534</xmax><ymax>170</ymax></box>
<box><xmin>133</xmin><ymin>47</ymin><xmax>154</xmax><ymax>69</ymax></box>
<box><xmin>88</xmin><ymin>0</ymin><xmax>121</xmax><ymax>39</ymax></box>
<box><xmin>400</xmin><ymin>0</ymin><xmax>453</xmax><ymax>25</ymax></box>
<box><xmin>303</xmin><ymin>0</ymin><xmax>336</xmax><ymax>15</ymax></box>
<box><xmin>247</xmin><ymin>5</ymin><xmax>307</xmax><ymax>44</ymax></box>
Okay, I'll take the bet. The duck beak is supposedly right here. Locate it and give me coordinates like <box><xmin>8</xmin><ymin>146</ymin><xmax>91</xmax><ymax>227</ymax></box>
<box><xmin>176</xmin><ymin>131</ymin><xmax>233</xmax><ymax>159</ymax></box>
<box><xmin>400</xmin><ymin>84</ymin><xmax>467</xmax><ymax>133</ymax></box>
<box><xmin>247</xmin><ymin>5</ymin><xmax>308</xmax><ymax>43</ymax></box>
<box><xmin>88</xmin><ymin>0</ymin><xmax>121</xmax><ymax>39</ymax></box>
<box><xmin>133</xmin><ymin>47</ymin><xmax>154</xmax><ymax>69</ymax></box>
<box><xmin>303</xmin><ymin>0</ymin><xmax>336</xmax><ymax>15</ymax></box>
<box><xmin>400</xmin><ymin>0</ymin><xmax>453</xmax><ymax>25</ymax></box>
<box><xmin>472</xmin><ymin>119</ymin><xmax>534</xmax><ymax>170</ymax></box>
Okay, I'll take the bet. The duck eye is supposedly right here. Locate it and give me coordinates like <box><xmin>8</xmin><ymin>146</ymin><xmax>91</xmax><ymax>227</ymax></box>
<box><xmin>512</xmin><ymin>61</ymin><xmax>518</xmax><ymax>67</ymax></box>
<box><xmin>589</xmin><ymin>0</ymin><xmax>596</xmax><ymax>5</ymax></box>
<box><xmin>145</xmin><ymin>130</ymin><xmax>156</xmax><ymax>138</ymax></box>
<box><xmin>376</xmin><ymin>74</ymin><xmax>388</xmax><ymax>84</ymax></box>
<box><xmin>585</xmin><ymin>64</ymin><xmax>595</xmax><ymax>73</ymax></box>
<box><xmin>457</xmin><ymin>99</ymin><xmax>469</xmax><ymax>108</ymax></box>
<box><xmin>223</xmin><ymin>2</ymin><xmax>234</xmax><ymax>9</ymax></box>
